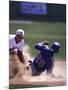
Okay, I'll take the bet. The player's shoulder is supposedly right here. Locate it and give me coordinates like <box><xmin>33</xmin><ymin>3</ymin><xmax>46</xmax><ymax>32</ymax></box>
<box><xmin>20</xmin><ymin>39</ymin><xmax>24</xmax><ymax>45</ymax></box>
<box><xmin>9</xmin><ymin>34</ymin><xmax>15</xmax><ymax>40</ymax></box>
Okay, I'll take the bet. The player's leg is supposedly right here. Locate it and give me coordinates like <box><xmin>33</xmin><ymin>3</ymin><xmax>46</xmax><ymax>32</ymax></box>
<box><xmin>30</xmin><ymin>53</ymin><xmax>46</xmax><ymax>76</ymax></box>
<box><xmin>46</xmin><ymin>58</ymin><xmax>54</xmax><ymax>74</ymax></box>
<box><xmin>31</xmin><ymin>62</ymin><xmax>39</xmax><ymax>75</ymax></box>
<box><xmin>29</xmin><ymin>60</ymin><xmax>41</xmax><ymax>76</ymax></box>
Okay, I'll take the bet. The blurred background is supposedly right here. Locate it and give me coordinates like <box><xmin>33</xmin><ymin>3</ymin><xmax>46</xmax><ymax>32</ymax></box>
<box><xmin>9</xmin><ymin>1</ymin><xmax>66</xmax><ymax>60</ymax></box>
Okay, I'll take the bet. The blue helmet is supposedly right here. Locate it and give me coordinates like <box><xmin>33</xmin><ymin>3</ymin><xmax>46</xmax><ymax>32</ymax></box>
<box><xmin>51</xmin><ymin>42</ymin><xmax>61</xmax><ymax>53</ymax></box>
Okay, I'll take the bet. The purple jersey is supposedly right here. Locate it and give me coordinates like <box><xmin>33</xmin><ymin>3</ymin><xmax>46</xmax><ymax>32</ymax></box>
<box><xmin>33</xmin><ymin>44</ymin><xmax>54</xmax><ymax>72</ymax></box>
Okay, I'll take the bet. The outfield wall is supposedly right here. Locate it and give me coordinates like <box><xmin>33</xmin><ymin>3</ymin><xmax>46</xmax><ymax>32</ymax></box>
<box><xmin>9</xmin><ymin>1</ymin><xmax>66</xmax><ymax>22</ymax></box>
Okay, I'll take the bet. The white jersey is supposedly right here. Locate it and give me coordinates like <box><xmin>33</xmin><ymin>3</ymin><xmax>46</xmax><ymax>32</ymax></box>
<box><xmin>9</xmin><ymin>34</ymin><xmax>24</xmax><ymax>51</ymax></box>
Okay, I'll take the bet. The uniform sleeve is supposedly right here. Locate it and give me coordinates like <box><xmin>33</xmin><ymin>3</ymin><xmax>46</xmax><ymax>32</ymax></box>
<box><xmin>9</xmin><ymin>39</ymin><xmax>13</xmax><ymax>49</ymax></box>
<box><xmin>9</xmin><ymin>34</ymin><xmax>15</xmax><ymax>49</ymax></box>
<box><xmin>18</xmin><ymin>40</ymin><xmax>25</xmax><ymax>52</ymax></box>
<box><xmin>35</xmin><ymin>44</ymin><xmax>45</xmax><ymax>51</ymax></box>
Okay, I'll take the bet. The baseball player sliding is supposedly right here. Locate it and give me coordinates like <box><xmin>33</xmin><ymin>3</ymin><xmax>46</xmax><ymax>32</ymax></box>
<box><xmin>30</xmin><ymin>41</ymin><xmax>61</xmax><ymax>76</ymax></box>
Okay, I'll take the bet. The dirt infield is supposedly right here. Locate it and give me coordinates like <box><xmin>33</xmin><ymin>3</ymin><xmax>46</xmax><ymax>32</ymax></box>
<box><xmin>9</xmin><ymin>61</ymin><xmax>66</xmax><ymax>88</ymax></box>
<box><xmin>9</xmin><ymin>45</ymin><xmax>66</xmax><ymax>88</ymax></box>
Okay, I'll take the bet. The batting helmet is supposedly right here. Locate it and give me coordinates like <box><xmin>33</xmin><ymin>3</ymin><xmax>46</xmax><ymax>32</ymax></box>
<box><xmin>51</xmin><ymin>42</ymin><xmax>61</xmax><ymax>53</ymax></box>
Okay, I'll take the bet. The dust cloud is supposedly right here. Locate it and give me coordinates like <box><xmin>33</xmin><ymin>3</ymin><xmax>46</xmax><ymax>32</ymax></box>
<box><xmin>9</xmin><ymin>45</ymin><xmax>66</xmax><ymax>86</ymax></box>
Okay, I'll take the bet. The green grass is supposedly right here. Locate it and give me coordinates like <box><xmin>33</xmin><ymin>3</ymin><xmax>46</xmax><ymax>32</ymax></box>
<box><xmin>9</xmin><ymin>84</ymin><xmax>48</xmax><ymax>89</ymax></box>
<box><xmin>9</xmin><ymin>21</ymin><xmax>66</xmax><ymax>60</ymax></box>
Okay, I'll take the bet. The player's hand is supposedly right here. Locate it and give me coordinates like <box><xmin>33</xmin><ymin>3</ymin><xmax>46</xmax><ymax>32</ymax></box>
<box><xmin>10</xmin><ymin>49</ymin><xmax>18</xmax><ymax>54</ymax></box>
<box><xmin>42</xmin><ymin>40</ymin><xmax>49</xmax><ymax>45</ymax></box>
<box><xmin>39</xmin><ymin>40</ymin><xmax>49</xmax><ymax>45</ymax></box>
